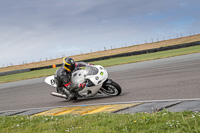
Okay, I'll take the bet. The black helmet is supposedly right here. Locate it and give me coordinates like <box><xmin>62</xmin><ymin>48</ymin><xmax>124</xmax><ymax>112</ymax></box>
<box><xmin>62</xmin><ymin>57</ymin><xmax>75</xmax><ymax>72</ymax></box>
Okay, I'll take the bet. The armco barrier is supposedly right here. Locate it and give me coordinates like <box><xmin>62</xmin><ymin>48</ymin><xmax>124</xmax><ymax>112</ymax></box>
<box><xmin>0</xmin><ymin>68</ymin><xmax>30</xmax><ymax>76</ymax></box>
<box><xmin>30</xmin><ymin>65</ymin><xmax>52</xmax><ymax>71</ymax></box>
<box><xmin>1</xmin><ymin>41</ymin><xmax>200</xmax><ymax>76</ymax></box>
<box><xmin>80</xmin><ymin>41</ymin><xmax>200</xmax><ymax>62</ymax></box>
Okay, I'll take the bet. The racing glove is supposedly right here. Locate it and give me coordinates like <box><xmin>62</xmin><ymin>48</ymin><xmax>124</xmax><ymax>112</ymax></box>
<box><xmin>79</xmin><ymin>83</ymin><xmax>86</xmax><ymax>89</ymax></box>
<box><xmin>88</xmin><ymin>63</ymin><xmax>94</xmax><ymax>65</ymax></box>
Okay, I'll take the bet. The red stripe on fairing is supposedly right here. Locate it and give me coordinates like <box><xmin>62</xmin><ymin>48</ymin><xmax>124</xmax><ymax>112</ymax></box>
<box><xmin>64</xmin><ymin>82</ymin><xmax>71</xmax><ymax>87</ymax></box>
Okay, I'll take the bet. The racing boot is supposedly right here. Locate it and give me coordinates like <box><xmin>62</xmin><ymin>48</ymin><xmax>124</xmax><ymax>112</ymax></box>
<box><xmin>63</xmin><ymin>88</ymin><xmax>77</xmax><ymax>101</ymax></box>
<box><xmin>56</xmin><ymin>87</ymin><xmax>63</xmax><ymax>93</ymax></box>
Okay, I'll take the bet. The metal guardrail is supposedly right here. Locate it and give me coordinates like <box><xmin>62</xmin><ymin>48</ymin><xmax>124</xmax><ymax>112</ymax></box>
<box><xmin>81</xmin><ymin>41</ymin><xmax>200</xmax><ymax>62</ymax></box>
<box><xmin>0</xmin><ymin>68</ymin><xmax>31</xmax><ymax>76</ymax></box>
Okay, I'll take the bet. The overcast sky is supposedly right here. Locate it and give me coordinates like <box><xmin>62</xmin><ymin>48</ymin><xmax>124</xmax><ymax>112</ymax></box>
<box><xmin>0</xmin><ymin>0</ymin><xmax>200</xmax><ymax>67</ymax></box>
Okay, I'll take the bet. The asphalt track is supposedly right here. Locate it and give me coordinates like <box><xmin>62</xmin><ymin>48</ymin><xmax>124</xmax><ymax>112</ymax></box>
<box><xmin>0</xmin><ymin>53</ymin><xmax>200</xmax><ymax>112</ymax></box>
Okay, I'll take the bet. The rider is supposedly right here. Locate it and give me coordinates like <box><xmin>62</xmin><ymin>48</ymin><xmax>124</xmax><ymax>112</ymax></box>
<box><xmin>54</xmin><ymin>57</ymin><xmax>92</xmax><ymax>101</ymax></box>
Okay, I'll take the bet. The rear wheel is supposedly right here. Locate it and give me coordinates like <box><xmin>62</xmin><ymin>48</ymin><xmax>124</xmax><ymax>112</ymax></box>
<box><xmin>101</xmin><ymin>81</ymin><xmax>121</xmax><ymax>96</ymax></box>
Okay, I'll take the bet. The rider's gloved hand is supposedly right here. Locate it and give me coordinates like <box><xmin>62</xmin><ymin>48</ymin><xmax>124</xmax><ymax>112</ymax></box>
<box><xmin>88</xmin><ymin>63</ymin><xmax>94</xmax><ymax>65</ymax></box>
<box><xmin>79</xmin><ymin>83</ymin><xmax>86</xmax><ymax>89</ymax></box>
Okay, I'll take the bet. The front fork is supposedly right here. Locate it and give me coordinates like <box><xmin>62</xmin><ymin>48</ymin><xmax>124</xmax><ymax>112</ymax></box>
<box><xmin>98</xmin><ymin>78</ymin><xmax>113</xmax><ymax>93</ymax></box>
<box><xmin>103</xmin><ymin>78</ymin><xmax>113</xmax><ymax>86</ymax></box>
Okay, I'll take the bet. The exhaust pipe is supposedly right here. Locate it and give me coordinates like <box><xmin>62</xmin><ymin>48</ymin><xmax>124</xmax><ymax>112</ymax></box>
<box><xmin>50</xmin><ymin>92</ymin><xmax>67</xmax><ymax>98</ymax></box>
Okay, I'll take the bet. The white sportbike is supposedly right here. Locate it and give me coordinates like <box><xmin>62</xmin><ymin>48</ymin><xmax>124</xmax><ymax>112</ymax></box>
<box><xmin>45</xmin><ymin>65</ymin><xmax>122</xmax><ymax>100</ymax></box>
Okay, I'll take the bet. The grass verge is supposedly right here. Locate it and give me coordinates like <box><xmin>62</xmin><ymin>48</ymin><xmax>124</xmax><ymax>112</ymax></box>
<box><xmin>90</xmin><ymin>45</ymin><xmax>200</xmax><ymax>67</ymax></box>
<box><xmin>0</xmin><ymin>45</ymin><xmax>200</xmax><ymax>83</ymax></box>
<box><xmin>1</xmin><ymin>34</ymin><xmax>200</xmax><ymax>73</ymax></box>
<box><xmin>0</xmin><ymin>111</ymin><xmax>200</xmax><ymax>133</ymax></box>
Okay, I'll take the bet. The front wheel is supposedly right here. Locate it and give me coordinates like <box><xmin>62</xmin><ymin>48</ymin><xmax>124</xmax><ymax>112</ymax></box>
<box><xmin>100</xmin><ymin>81</ymin><xmax>122</xmax><ymax>96</ymax></box>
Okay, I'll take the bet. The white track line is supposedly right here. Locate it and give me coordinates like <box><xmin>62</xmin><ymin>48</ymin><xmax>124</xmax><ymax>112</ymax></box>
<box><xmin>1</xmin><ymin>97</ymin><xmax>200</xmax><ymax>113</ymax></box>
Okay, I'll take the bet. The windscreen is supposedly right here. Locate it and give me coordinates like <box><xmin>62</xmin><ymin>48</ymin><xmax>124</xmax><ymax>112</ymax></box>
<box><xmin>85</xmin><ymin>65</ymin><xmax>99</xmax><ymax>75</ymax></box>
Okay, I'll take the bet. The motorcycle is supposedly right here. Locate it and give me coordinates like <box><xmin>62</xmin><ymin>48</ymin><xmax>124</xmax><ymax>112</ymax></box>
<box><xmin>45</xmin><ymin>64</ymin><xmax>122</xmax><ymax>100</ymax></box>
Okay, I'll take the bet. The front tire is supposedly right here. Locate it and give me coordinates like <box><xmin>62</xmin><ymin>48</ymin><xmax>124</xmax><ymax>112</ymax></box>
<box><xmin>101</xmin><ymin>81</ymin><xmax>121</xmax><ymax>96</ymax></box>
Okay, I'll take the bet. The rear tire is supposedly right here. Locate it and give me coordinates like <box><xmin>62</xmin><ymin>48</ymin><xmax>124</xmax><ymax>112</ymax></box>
<box><xmin>101</xmin><ymin>81</ymin><xmax>121</xmax><ymax>96</ymax></box>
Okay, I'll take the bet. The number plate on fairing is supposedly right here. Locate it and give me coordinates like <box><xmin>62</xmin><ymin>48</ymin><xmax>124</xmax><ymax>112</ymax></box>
<box><xmin>45</xmin><ymin>75</ymin><xmax>57</xmax><ymax>87</ymax></box>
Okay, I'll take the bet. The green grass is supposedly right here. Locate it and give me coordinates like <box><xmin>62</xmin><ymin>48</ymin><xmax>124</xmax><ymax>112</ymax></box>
<box><xmin>0</xmin><ymin>111</ymin><xmax>200</xmax><ymax>133</ymax></box>
<box><xmin>0</xmin><ymin>68</ymin><xmax>58</xmax><ymax>83</ymax></box>
<box><xmin>0</xmin><ymin>45</ymin><xmax>200</xmax><ymax>83</ymax></box>
<box><xmin>90</xmin><ymin>45</ymin><xmax>200</xmax><ymax>66</ymax></box>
